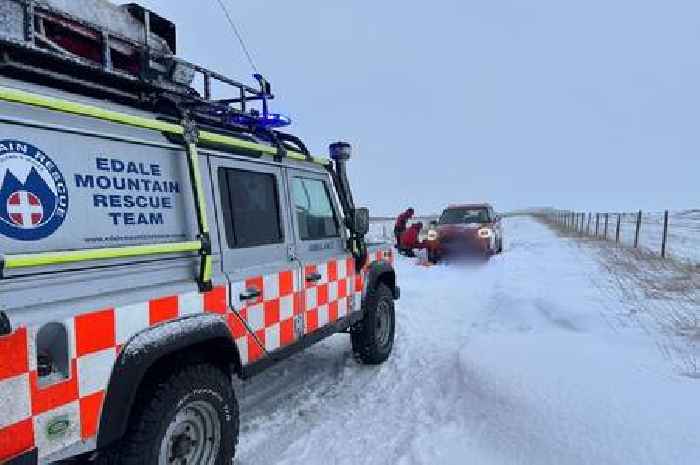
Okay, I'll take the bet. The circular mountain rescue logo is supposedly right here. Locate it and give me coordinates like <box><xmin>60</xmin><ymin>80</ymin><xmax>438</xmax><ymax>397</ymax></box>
<box><xmin>0</xmin><ymin>141</ymin><xmax>68</xmax><ymax>241</ymax></box>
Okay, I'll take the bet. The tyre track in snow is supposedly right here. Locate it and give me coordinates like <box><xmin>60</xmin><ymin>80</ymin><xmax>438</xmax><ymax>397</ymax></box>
<box><xmin>234</xmin><ymin>218</ymin><xmax>573</xmax><ymax>465</ymax></box>
<box><xmin>235</xmin><ymin>254</ymin><xmax>496</xmax><ymax>464</ymax></box>
<box><xmin>235</xmin><ymin>216</ymin><xmax>700</xmax><ymax>465</ymax></box>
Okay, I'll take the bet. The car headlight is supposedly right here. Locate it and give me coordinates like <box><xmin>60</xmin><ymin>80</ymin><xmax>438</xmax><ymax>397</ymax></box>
<box><xmin>478</xmin><ymin>228</ymin><xmax>492</xmax><ymax>238</ymax></box>
<box><xmin>427</xmin><ymin>229</ymin><xmax>438</xmax><ymax>241</ymax></box>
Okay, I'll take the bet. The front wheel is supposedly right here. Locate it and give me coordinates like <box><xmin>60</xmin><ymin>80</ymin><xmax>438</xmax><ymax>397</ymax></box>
<box><xmin>351</xmin><ymin>283</ymin><xmax>396</xmax><ymax>364</ymax></box>
<box><xmin>98</xmin><ymin>363</ymin><xmax>239</xmax><ymax>465</ymax></box>
<box><xmin>427</xmin><ymin>248</ymin><xmax>440</xmax><ymax>264</ymax></box>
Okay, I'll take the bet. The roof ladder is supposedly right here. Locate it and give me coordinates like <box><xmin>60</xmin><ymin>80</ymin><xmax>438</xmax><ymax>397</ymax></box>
<box><xmin>182</xmin><ymin>114</ymin><xmax>213</xmax><ymax>292</ymax></box>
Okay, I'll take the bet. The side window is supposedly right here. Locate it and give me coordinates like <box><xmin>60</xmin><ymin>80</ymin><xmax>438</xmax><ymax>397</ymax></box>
<box><xmin>292</xmin><ymin>177</ymin><xmax>339</xmax><ymax>241</ymax></box>
<box><xmin>218</xmin><ymin>167</ymin><xmax>284</xmax><ymax>248</ymax></box>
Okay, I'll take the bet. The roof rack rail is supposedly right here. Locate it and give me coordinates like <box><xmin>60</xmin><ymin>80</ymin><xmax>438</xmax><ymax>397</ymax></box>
<box><xmin>0</xmin><ymin>0</ymin><xmax>297</xmax><ymax>150</ymax></box>
<box><xmin>0</xmin><ymin>85</ymin><xmax>327</xmax><ymax>289</ymax></box>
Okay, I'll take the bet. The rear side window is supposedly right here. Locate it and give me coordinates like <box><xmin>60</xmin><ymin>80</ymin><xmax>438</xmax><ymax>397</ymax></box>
<box><xmin>218</xmin><ymin>167</ymin><xmax>284</xmax><ymax>248</ymax></box>
<box><xmin>292</xmin><ymin>177</ymin><xmax>339</xmax><ymax>241</ymax></box>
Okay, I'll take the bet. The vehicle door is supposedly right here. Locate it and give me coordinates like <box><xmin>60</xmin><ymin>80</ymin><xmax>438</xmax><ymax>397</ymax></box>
<box><xmin>210</xmin><ymin>156</ymin><xmax>302</xmax><ymax>364</ymax></box>
<box><xmin>286</xmin><ymin>168</ymin><xmax>354</xmax><ymax>337</ymax></box>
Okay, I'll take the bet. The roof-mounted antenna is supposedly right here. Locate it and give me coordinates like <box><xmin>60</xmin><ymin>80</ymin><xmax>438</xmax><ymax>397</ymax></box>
<box><xmin>214</xmin><ymin>1</ymin><xmax>292</xmax><ymax>129</ymax></box>
<box><xmin>216</xmin><ymin>0</ymin><xmax>259</xmax><ymax>74</ymax></box>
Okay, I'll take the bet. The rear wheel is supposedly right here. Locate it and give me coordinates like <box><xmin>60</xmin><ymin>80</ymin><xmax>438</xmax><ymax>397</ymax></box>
<box><xmin>351</xmin><ymin>283</ymin><xmax>395</xmax><ymax>364</ymax></box>
<box><xmin>98</xmin><ymin>363</ymin><xmax>238</xmax><ymax>465</ymax></box>
<box><xmin>427</xmin><ymin>248</ymin><xmax>440</xmax><ymax>264</ymax></box>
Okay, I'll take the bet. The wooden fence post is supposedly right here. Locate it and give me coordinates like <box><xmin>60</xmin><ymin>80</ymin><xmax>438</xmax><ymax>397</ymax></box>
<box><xmin>661</xmin><ymin>210</ymin><xmax>669</xmax><ymax>258</ymax></box>
<box><xmin>587</xmin><ymin>213</ymin><xmax>591</xmax><ymax>236</ymax></box>
<box><xmin>604</xmin><ymin>213</ymin><xmax>609</xmax><ymax>240</ymax></box>
<box><xmin>579</xmin><ymin>212</ymin><xmax>583</xmax><ymax>234</ymax></box>
<box><xmin>634</xmin><ymin>210</ymin><xmax>642</xmax><ymax>248</ymax></box>
<box><xmin>616</xmin><ymin>213</ymin><xmax>621</xmax><ymax>243</ymax></box>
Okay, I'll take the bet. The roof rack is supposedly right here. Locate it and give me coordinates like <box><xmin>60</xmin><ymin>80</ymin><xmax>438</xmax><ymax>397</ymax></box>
<box><xmin>0</xmin><ymin>0</ymin><xmax>308</xmax><ymax>156</ymax></box>
<box><xmin>0</xmin><ymin>85</ymin><xmax>328</xmax><ymax>291</ymax></box>
<box><xmin>0</xmin><ymin>2</ymin><xmax>342</xmax><ymax>291</ymax></box>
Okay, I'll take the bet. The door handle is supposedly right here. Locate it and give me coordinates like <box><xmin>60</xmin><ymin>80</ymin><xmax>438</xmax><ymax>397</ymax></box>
<box><xmin>239</xmin><ymin>287</ymin><xmax>261</xmax><ymax>301</ymax></box>
<box><xmin>0</xmin><ymin>311</ymin><xmax>11</xmax><ymax>336</ymax></box>
<box><xmin>305</xmin><ymin>272</ymin><xmax>323</xmax><ymax>283</ymax></box>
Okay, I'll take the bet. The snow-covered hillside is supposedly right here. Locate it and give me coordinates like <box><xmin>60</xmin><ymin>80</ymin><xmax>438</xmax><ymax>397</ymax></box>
<box><xmin>234</xmin><ymin>217</ymin><xmax>700</xmax><ymax>465</ymax></box>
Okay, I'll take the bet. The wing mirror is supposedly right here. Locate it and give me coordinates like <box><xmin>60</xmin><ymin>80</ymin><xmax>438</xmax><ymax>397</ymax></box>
<box><xmin>348</xmin><ymin>207</ymin><xmax>370</xmax><ymax>236</ymax></box>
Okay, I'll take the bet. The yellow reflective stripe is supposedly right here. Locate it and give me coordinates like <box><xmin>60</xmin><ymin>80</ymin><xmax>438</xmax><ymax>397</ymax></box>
<box><xmin>3</xmin><ymin>241</ymin><xmax>201</xmax><ymax>269</ymax></box>
<box><xmin>0</xmin><ymin>86</ymin><xmax>329</xmax><ymax>165</ymax></box>
<box><xmin>202</xmin><ymin>254</ymin><xmax>213</xmax><ymax>283</ymax></box>
<box><xmin>186</xmin><ymin>142</ymin><xmax>209</xmax><ymax>234</ymax></box>
<box><xmin>198</xmin><ymin>130</ymin><xmax>276</xmax><ymax>156</ymax></box>
<box><xmin>0</xmin><ymin>87</ymin><xmax>183</xmax><ymax>134</ymax></box>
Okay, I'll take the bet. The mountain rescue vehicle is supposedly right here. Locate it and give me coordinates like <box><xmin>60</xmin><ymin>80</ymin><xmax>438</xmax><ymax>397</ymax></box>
<box><xmin>0</xmin><ymin>2</ymin><xmax>399</xmax><ymax>463</ymax></box>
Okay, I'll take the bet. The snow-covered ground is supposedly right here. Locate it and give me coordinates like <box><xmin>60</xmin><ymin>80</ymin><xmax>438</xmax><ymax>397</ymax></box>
<box><xmin>234</xmin><ymin>217</ymin><xmax>700</xmax><ymax>465</ymax></box>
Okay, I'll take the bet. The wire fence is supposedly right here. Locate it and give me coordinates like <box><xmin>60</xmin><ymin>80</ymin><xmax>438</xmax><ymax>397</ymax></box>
<box><xmin>538</xmin><ymin>209</ymin><xmax>700</xmax><ymax>263</ymax></box>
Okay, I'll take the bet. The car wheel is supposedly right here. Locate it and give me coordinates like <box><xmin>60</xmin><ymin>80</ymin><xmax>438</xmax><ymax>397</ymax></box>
<box><xmin>97</xmin><ymin>363</ymin><xmax>238</xmax><ymax>465</ymax></box>
<box><xmin>427</xmin><ymin>249</ymin><xmax>440</xmax><ymax>264</ymax></box>
<box><xmin>351</xmin><ymin>283</ymin><xmax>395</xmax><ymax>365</ymax></box>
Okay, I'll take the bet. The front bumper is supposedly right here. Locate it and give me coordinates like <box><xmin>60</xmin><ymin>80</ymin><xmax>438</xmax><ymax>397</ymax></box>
<box><xmin>436</xmin><ymin>236</ymin><xmax>491</xmax><ymax>255</ymax></box>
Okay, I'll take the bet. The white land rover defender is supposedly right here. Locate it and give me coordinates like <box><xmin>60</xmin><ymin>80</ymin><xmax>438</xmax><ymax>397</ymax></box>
<box><xmin>0</xmin><ymin>2</ymin><xmax>399</xmax><ymax>464</ymax></box>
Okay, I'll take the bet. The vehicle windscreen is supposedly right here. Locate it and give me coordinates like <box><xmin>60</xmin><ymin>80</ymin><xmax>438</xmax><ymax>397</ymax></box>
<box><xmin>439</xmin><ymin>207</ymin><xmax>490</xmax><ymax>225</ymax></box>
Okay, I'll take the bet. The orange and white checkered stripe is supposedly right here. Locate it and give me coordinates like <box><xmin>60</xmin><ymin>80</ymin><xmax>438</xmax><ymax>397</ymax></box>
<box><xmin>0</xmin><ymin>285</ymin><xmax>247</xmax><ymax>462</ymax></box>
<box><xmin>229</xmin><ymin>269</ymin><xmax>299</xmax><ymax>361</ymax></box>
<box><xmin>303</xmin><ymin>257</ymin><xmax>355</xmax><ymax>334</ymax></box>
<box><xmin>352</xmin><ymin>247</ymin><xmax>394</xmax><ymax>309</ymax></box>
<box><xmin>0</xmin><ymin>327</ymin><xmax>33</xmax><ymax>461</ymax></box>
<box><xmin>0</xmin><ymin>248</ymin><xmax>393</xmax><ymax>462</ymax></box>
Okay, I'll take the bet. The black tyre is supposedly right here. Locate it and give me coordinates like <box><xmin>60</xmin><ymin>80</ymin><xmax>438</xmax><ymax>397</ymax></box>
<box><xmin>497</xmin><ymin>236</ymin><xmax>504</xmax><ymax>254</ymax></box>
<box><xmin>427</xmin><ymin>249</ymin><xmax>440</xmax><ymax>264</ymax></box>
<box><xmin>98</xmin><ymin>363</ymin><xmax>238</xmax><ymax>465</ymax></box>
<box><xmin>351</xmin><ymin>283</ymin><xmax>395</xmax><ymax>364</ymax></box>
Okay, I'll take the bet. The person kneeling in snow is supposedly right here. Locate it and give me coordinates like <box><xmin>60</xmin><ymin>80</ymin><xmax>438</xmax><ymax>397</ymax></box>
<box><xmin>399</xmin><ymin>222</ymin><xmax>426</xmax><ymax>257</ymax></box>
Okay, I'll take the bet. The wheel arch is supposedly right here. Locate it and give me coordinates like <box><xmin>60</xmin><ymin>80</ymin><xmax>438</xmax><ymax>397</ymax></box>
<box><xmin>365</xmin><ymin>259</ymin><xmax>400</xmax><ymax>300</ymax></box>
<box><xmin>96</xmin><ymin>313</ymin><xmax>242</xmax><ymax>449</ymax></box>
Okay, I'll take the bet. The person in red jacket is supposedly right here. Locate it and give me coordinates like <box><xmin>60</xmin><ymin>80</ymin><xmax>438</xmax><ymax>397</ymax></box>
<box><xmin>400</xmin><ymin>222</ymin><xmax>426</xmax><ymax>257</ymax></box>
<box><xmin>394</xmin><ymin>207</ymin><xmax>415</xmax><ymax>248</ymax></box>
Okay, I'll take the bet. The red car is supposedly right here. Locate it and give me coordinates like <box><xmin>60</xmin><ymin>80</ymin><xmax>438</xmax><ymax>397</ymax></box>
<box><xmin>426</xmin><ymin>203</ymin><xmax>504</xmax><ymax>262</ymax></box>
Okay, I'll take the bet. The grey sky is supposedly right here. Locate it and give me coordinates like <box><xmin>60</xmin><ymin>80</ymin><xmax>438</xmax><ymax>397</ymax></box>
<box><xmin>141</xmin><ymin>0</ymin><xmax>700</xmax><ymax>215</ymax></box>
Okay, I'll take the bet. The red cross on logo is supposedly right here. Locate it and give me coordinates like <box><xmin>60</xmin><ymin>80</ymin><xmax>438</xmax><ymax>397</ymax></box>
<box><xmin>7</xmin><ymin>191</ymin><xmax>44</xmax><ymax>228</ymax></box>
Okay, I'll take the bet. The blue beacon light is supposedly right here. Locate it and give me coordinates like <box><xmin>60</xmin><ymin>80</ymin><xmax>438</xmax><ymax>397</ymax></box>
<box><xmin>234</xmin><ymin>74</ymin><xmax>293</xmax><ymax>129</ymax></box>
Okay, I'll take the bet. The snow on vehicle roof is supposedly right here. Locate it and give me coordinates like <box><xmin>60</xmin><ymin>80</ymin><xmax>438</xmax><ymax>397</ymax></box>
<box><xmin>446</xmin><ymin>203</ymin><xmax>493</xmax><ymax>209</ymax></box>
<box><xmin>38</xmin><ymin>0</ymin><xmax>172</xmax><ymax>54</ymax></box>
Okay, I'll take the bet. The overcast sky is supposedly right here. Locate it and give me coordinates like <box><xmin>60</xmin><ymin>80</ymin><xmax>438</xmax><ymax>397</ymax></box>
<box><xmin>141</xmin><ymin>0</ymin><xmax>700</xmax><ymax>215</ymax></box>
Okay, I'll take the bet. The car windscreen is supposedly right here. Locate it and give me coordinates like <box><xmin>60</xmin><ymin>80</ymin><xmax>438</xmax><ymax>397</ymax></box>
<box><xmin>439</xmin><ymin>207</ymin><xmax>490</xmax><ymax>225</ymax></box>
